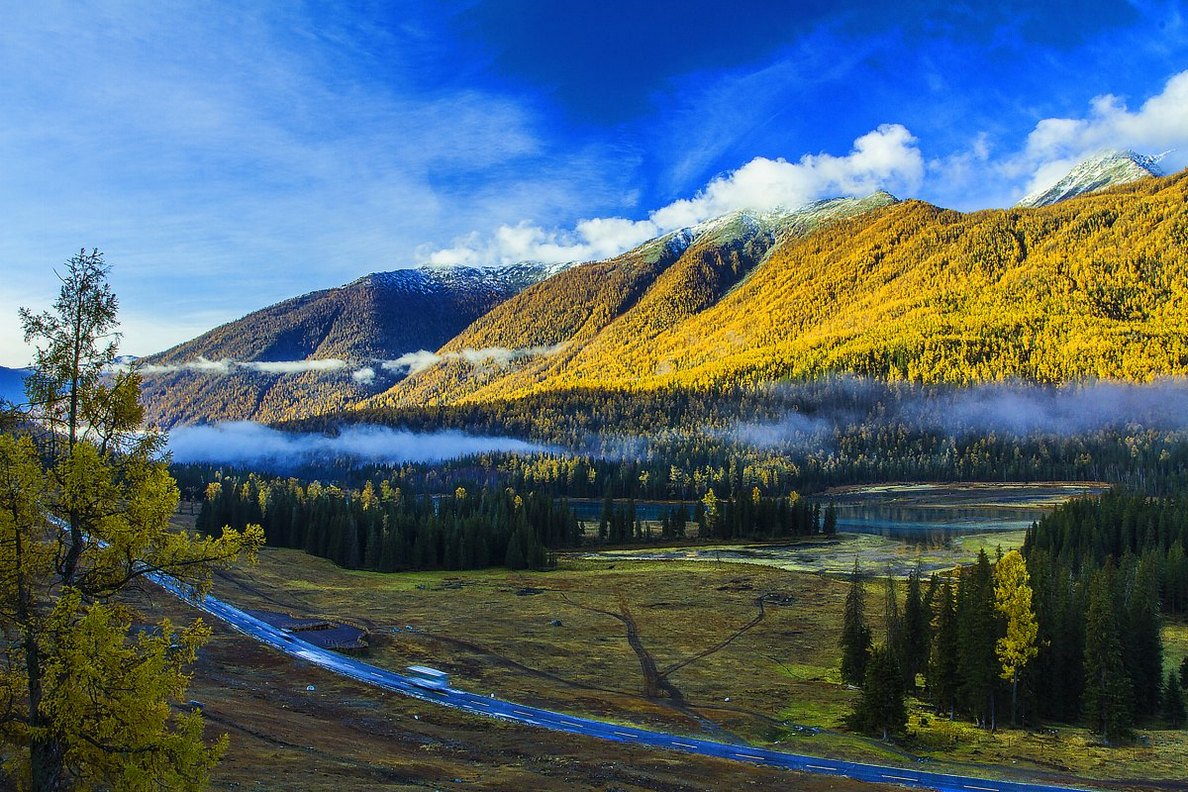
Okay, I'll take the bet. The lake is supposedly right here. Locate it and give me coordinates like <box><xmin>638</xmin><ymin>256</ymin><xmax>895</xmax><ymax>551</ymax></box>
<box><xmin>820</xmin><ymin>481</ymin><xmax>1110</xmax><ymax>543</ymax></box>
<box><xmin>572</xmin><ymin>482</ymin><xmax>1112</xmax><ymax>575</ymax></box>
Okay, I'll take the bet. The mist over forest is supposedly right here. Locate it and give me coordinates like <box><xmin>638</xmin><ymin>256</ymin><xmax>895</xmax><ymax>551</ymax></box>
<box><xmin>167</xmin><ymin>421</ymin><xmax>549</xmax><ymax>468</ymax></box>
<box><xmin>733</xmin><ymin>378</ymin><xmax>1188</xmax><ymax>452</ymax></box>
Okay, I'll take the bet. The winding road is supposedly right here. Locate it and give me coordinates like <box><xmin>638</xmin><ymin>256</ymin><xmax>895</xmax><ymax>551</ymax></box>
<box><xmin>150</xmin><ymin>570</ymin><xmax>1099</xmax><ymax>792</ymax></box>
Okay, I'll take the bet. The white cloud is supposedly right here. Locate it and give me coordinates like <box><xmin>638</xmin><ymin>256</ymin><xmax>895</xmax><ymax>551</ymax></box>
<box><xmin>423</xmin><ymin>124</ymin><xmax>924</xmax><ymax>267</ymax></box>
<box><xmin>653</xmin><ymin>124</ymin><xmax>923</xmax><ymax>228</ymax></box>
<box><xmin>1012</xmin><ymin>69</ymin><xmax>1188</xmax><ymax>198</ymax></box>
<box><xmin>351</xmin><ymin>366</ymin><xmax>376</xmax><ymax>385</ymax></box>
<box><xmin>136</xmin><ymin>357</ymin><xmax>349</xmax><ymax>376</ymax></box>
<box><xmin>380</xmin><ymin>344</ymin><xmax>566</xmax><ymax>375</ymax></box>
<box><xmin>381</xmin><ymin>350</ymin><xmax>442</xmax><ymax>376</ymax></box>
<box><xmin>245</xmin><ymin>359</ymin><xmax>347</xmax><ymax>375</ymax></box>
<box><xmin>137</xmin><ymin>357</ymin><xmax>233</xmax><ymax>375</ymax></box>
<box><xmin>426</xmin><ymin>217</ymin><xmax>660</xmax><ymax>267</ymax></box>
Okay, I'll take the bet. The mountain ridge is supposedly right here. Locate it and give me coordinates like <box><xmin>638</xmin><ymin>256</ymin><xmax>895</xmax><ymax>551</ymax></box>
<box><xmin>376</xmin><ymin>192</ymin><xmax>899</xmax><ymax>408</ymax></box>
<box><xmin>1017</xmin><ymin>149</ymin><xmax>1164</xmax><ymax>208</ymax></box>
<box><xmin>365</xmin><ymin>169</ymin><xmax>1188</xmax><ymax>408</ymax></box>
<box><xmin>136</xmin><ymin>153</ymin><xmax>1187</xmax><ymax>427</ymax></box>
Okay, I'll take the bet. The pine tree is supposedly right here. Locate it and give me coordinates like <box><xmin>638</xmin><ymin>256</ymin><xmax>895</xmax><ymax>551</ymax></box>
<box><xmin>903</xmin><ymin>568</ymin><xmax>930</xmax><ymax>691</ymax></box>
<box><xmin>840</xmin><ymin>561</ymin><xmax>872</xmax><ymax>686</ymax></box>
<box><xmin>3</xmin><ymin>251</ymin><xmax>262</xmax><ymax>791</ymax></box>
<box><xmin>853</xmin><ymin>643</ymin><xmax>907</xmax><ymax>741</ymax></box>
<box><xmin>598</xmin><ymin>494</ymin><xmax>611</xmax><ymax>542</ymax></box>
<box><xmin>958</xmin><ymin>550</ymin><xmax>1000</xmax><ymax>729</ymax></box>
<box><xmin>822</xmin><ymin>502</ymin><xmax>837</xmax><ymax>535</ymax></box>
<box><xmin>1082</xmin><ymin>568</ymin><xmax>1133</xmax><ymax>742</ymax></box>
<box><xmin>929</xmin><ymin>575</ymin><xmax>960</xmax><ymax>718</ymax></box>
<box><xmin>1122</xmin><ymin>553</ymin><xmax>1163</xmax><ymax>722</ymax></box>
<box><xmin>883</xmin><ymin>572</ymin><xmax>909</xmax><ymax>689</ymax></box>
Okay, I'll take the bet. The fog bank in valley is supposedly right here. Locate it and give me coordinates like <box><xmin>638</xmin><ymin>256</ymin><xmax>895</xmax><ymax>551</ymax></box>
<box><xmin>733</xmin><ymin>378</ymin><xmax>1188</xmax><ymax>451</ymax></box>
<box><xmin>167</xmin><ymin>422</ymin><xmax>546</xmax><ymax>467</ymax></box>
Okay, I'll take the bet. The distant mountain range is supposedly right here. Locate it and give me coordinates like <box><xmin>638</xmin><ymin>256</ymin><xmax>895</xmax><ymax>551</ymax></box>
<box><xmin>135</xmin><ymin>151</ymin><xmax>1181</xmax><ymax>427</ymax></box>
<box><xmin>0</xmin><ymin>366</ymin><xmax>29</xmax><ymax>407</ymax></box>
<box><xmin>137</xmin><ymin>263</ymin><xmax>565</xmax><ymax>425</ymax></box>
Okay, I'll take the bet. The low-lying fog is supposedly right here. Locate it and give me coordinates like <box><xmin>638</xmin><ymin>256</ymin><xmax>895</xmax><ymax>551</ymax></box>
<box><xmin>167</xmin><ymin>422</ymin><xmax>546</xmax><ymax>467</ymax></box>
<box><xmin>732</xmin><ymin>378</ymin><xmax>1188</xmax><ymax>450</ymax></box>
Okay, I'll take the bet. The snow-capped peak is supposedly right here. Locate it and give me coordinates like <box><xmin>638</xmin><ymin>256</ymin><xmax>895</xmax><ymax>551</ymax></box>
<box><xmin>351</xmin><ymin>260</ymin><xmax>574</xmax><ymax>296</ymax></box>
<box><xmin>1017</xmin><ymin>149</ymin><xmax>1165</xmax><ymax>208</ymax></box>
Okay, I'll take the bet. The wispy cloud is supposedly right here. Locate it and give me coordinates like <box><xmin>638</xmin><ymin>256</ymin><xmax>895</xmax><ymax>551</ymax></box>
<box><xmin>167</xmin><ymin>422</ymin><xmax>547</xmax><ymax>467</ymax></box>
<box><xmin>732</xmin><ymin>378</ymin><xmax>1188</xmax><ymax>454</ymax></box>
<box><xmin>135</xmin><ymin>357</ymin><xmax>350</xmax><ymax>376</ymax></box>
<box><xmin>0</xmin><ymin>4</ymin><xmax>629</xmax><ymax>365</ymax></box>
<box><xmin>911</xmin><ymin>379</ymin><xmax>1188</xmax><ymax>437</ymax></box>
<box><xmin>381</xmin><ymin>344</ymin><xmax>566</xmax><ymax>375</ymax></box>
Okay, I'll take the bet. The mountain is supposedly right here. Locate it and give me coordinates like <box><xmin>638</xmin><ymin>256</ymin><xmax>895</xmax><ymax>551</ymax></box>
<box><xmin>137</xmin><ymin>263</ymin><xmax>564</xmax><ymax>426</ymax></box>
<box><xmin>147</xmin><ymin>263</ymin><xmax>562</xmax><ymax>365</ymax></box>
<box><xmin>0</xmin><ymin>366</ymin><xmax>29</xmax><ymax>407</ymax></box>
<box><xmin>1017</xmin><ymin>149</ymin><xmax>1164</xmax><ymax>207</ymax></box>
<box><xmin>139</xmin><ymin>161</ymin><xmax>1188</xmax><ymax>428</ymax></box>
<box><xmin>362</xmin><ymin>168</ymin><xmax>1188</xmax><ymax>409</ymax></box>
<box><xmin>369</xmin><ymin>192</ymin><xmax>899</xmax><ymax>408</ymax></box>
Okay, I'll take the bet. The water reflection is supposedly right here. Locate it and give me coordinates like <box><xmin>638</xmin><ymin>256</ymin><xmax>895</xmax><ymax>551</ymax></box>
<box><xmin>823</xmin><ymin>482</ymin><xmax>1108</xmax><ymax>545</ymax></box>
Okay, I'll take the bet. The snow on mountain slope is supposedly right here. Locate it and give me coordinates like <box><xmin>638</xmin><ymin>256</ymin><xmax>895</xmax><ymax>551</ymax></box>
<box><xmin>1017</xmin><ymin>149</ymin><xmax>1164</xmax><ymax>208</ymax></box>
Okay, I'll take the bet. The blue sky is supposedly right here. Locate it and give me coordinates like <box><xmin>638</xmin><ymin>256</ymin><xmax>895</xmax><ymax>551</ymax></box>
<box><xmin>2</xmin><ymin>1</ymin><xmax>1188</xmax><ymax>366</ymax></box>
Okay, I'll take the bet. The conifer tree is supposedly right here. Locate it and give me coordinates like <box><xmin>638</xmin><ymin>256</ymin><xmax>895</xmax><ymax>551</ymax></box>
<box><xmin>883</xmin><ymin>572</ymin><xmax>908</xmax><ymax>689</ymax></box>
<box><xmin>853</xmin><ymin>643</ymin><xmax>907</xmax><ymax>741</ymax></box>
<box><xmin>958</xmin><ymin>550</ymin><xmax>1000</xmax><ymax>729</ymax></box>
<box><xmin>1082</xmin><ymin>568</ymin><xmax>1133</xmax><ymax>742</ymax></box>
<box><xmin>1122</xmin><ymin>553</ymin><xmax>1163</xmax><ymax>722</ymax></box>
<box><xmin>822</xmin><ymin>502</ymin><xmax>837</xmax><ymax>536</ymax></box>
<box><xmin>840</xmin><ymin>560</ymin><xmax>872</xmax><ymax>686</ymax></box>
<box><xmin>2</xmin><ymin>250</ymin><xmax>262</xmax><ymax>791</ymax></box>
<box><xmin>929</xmin><ymin>575</ymin><xmax>960</xmax><ymax>718</ymax></box>
<box><xmin>903</xmin><ymin>568</ymin><xmax>930</xmax><ymax>691</ymax></box>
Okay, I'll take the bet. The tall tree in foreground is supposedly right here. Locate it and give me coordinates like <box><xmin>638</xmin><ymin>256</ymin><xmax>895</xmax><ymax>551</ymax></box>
<box><xmin>994</xmin><ymin>550</ymin><xmax>1038</xmax><ymax>727</ymax></box>
<box><xmin>1</xmin><ymin>250</ymin><xmax>263</xmax><ymax>791</ymax></box>
<box><xmin>840</xmin><ymin>560</ymin><xmax>872</xmax><ymax>686</ymax></box>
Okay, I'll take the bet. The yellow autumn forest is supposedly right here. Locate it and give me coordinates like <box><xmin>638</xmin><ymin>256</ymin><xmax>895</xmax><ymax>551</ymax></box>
<box><xmin>367</xmin><ymin>170</ymin><xmax>1188</xmax><ymax>409</ymax></box>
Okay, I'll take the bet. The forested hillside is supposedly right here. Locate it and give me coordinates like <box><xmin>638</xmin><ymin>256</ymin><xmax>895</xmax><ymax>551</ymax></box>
<box><xmin>366</xmin><ymin>192</ymin><xmax>898</xmax><ymax>407</ymax></box>
<box><xmin>137</xmin><ymin>264</ymin><xmax>558</xmax><ymax>425</ymax></box>
<box><xmin>366</xmin><ymin>169</ymin><xmax>1188</xmax><ymax>408</ymax></box>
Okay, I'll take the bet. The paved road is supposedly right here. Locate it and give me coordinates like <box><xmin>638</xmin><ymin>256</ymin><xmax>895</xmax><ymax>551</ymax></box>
<box><xmin>150</xmin><ymin>571</ymin><xmax>1099</xmax><ymax>792</ymax></box>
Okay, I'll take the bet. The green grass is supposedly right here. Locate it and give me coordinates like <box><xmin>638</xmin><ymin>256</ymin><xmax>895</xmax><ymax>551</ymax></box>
<box><xmin>210</xmin><ymin>546</ymin><xmax>1188</xmax><ymax>791</ymax></box>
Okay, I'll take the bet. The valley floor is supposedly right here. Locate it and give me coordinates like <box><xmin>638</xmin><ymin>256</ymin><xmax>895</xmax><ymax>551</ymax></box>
<box><xmin>143</xmin><ymin>525</ymin><xmax>1188</xmax><ymax>792</ymax></box>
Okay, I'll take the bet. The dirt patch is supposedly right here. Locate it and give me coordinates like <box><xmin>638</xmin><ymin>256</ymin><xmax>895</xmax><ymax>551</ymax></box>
<box><xmin>245</xmin><ymin>608</ymin><xmax>369</xmax><ymax>652</ymax></box>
